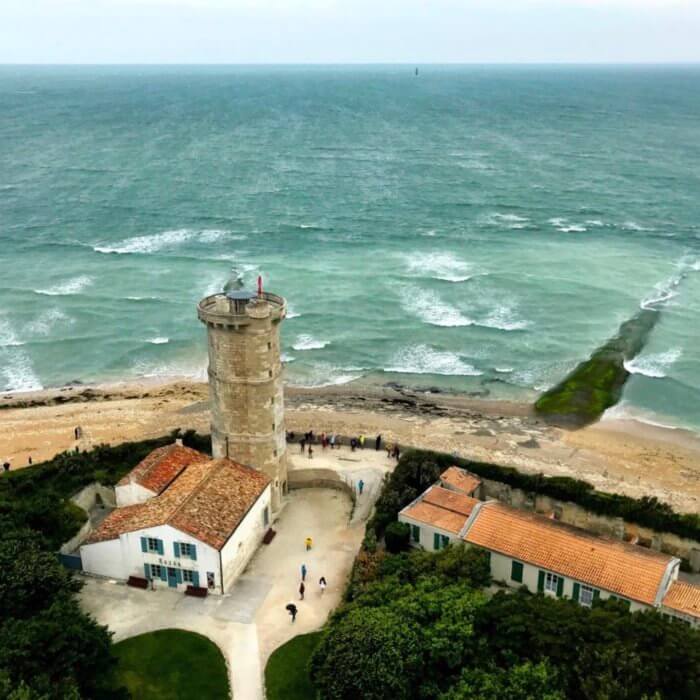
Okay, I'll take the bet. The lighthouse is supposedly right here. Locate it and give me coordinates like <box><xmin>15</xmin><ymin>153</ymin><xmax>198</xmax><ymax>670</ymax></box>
<box><xmin>197</xmin><ymin>277</ymin><xmax>288</xmax><ymax>511</ymax></box>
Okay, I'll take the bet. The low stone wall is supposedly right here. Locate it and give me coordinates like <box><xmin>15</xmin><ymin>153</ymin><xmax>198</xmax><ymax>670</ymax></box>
<box><xmin>288</xmin><ymin>468</ymin><xmax>357</xmax><ymax>507</ymax></box>
<box><xmin>60</xmin><ymin>482</ymin><xmax>117</xmax><ymax>554</ymax></box>
<box><xmin>480</xmin><ymin>477</ymin><xmax>700</xmax><ymax>570</ymax></box>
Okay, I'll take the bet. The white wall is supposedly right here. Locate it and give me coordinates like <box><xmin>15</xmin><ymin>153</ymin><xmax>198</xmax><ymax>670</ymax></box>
<box><xmin>398</xmin><ymin>513</ymin><xmax>458</xmax><ymax>552</ymax></box>
<box><xmin>115</xmin><ymin>482</ymin><xmax>156</xmax><ymax>507</ymax></box>
<box><xmin>81</xmin><ymin>538</ymin><xmax>123</xmax><ymax>579</ymax></box>
<box><xmin>220</xmin><ymin>484</ymin><xmax>271</xmax><ymax>593</ymax></box>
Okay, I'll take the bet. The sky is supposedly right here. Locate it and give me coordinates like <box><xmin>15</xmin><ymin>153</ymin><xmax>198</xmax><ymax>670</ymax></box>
<box><xmin>2</xmin><ymin>0</ymin><xmax>700</xmax><ymax>64</ymax></box>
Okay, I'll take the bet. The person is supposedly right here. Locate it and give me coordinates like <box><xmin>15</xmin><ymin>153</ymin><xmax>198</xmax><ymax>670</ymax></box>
<box><xmin>2</xmin><ymin>461</ymin><xmax>10</xmax><ymax>473</ymax></box>
<box><xmin>321</xmin><ymin>432</ymin><xmax>327</xmax><ymax>449</ymax></box>
<box><xmin>319</xmin><ymin>576</ymin><xmax>327</xmax><ymax>594</ymax></box>
<box><xmin>329</xmin><ymin>433</ymin><xmax>336</xmax><ymax>449</ymax></box>
<box><xmin>359</xmin><ymin>434</ymin><xmax>365</xmax><ymax>449</ymax></box>
<box><xmin>300</xmin><ymin>438</ymin><xmax>306</xmax><ymax>453</ymax></box>
<box><xmin>386</xmin><ymin>443</ymin><xmax>392</xmax><ymax>459</ymax></box>
<box><xmin>375</xmin><ymin>434</ymin><xmax>382</xmax><ymax>451</ymax></box>
<box><xmin>27</xmin><ymin>456</ymin><xmax>32</xmax><ymax>466</ymax></box>
<box><xmin>301</xmin><ymin>563</ymin><xmax>307</xmax><ymax>581</ymax></box>
<box><xmin>358</xmin><ymin>479</ymin><xmax>364</xmax><ymax>495</ymax></box>
<box><xmin>286</xmin><ymin>603</ymin><xmax>298</xmax><ymax>623</ymax></box>
<box><xmin>309</xmin><ymin>430</ymin><xmax>315</xmax><ymax>443</ymax></box>
<box><xmin>299</xmin><ymin>581</ymin><xmax>305</xmax><ymax>600</ymax></box>
<box><xmin>350</xmin><ymin>437</ymin><xmax>357</xmax><ymax>452</ymax></box>
<box><xmin>308</xmin><ymin>444</ymin><xmax>313</xmax><ymax>459</ymax></box>
<box><xmin>393</xmin><ymin>444</ymin><xmax>401</xmax><ymax>460</ymax></box>
<box><xmin>305</xmin><ymin>536</ymin><xmax>313</xmax><ymax>551</ymax></box>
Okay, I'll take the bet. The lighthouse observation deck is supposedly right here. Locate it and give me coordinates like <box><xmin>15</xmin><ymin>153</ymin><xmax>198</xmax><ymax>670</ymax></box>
<box><xmin>197</xmin><ymin>290</ymin><xmax>286</xmax><ymax>327</ymax></box>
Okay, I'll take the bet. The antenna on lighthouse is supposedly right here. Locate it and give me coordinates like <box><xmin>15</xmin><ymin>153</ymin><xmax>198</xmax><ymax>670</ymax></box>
<box><xmin>257</xmin><ymin>275</ymin><xmax>263</xmax><ymax>297</ymax></box>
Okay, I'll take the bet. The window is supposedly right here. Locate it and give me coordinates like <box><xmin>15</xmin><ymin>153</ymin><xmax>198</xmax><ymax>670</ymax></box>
<box><xmin>147</xmin><ymin>537</ymin><xmax>160</xmax><ymax>552</ymax></box>
<box><xmin>411</xmin><ymin>525</ymin><xmax>420</xmax><ymax>543</ymax></box>
<box><xmin>544</xmin><ymin>572</ymin><xmax>560</xmax><ymax>594</ymax></box>
<box><xmin>183</xmin><ymin>569</ymin><xmax>194</xmax><ymax>583</ymax></box>
<box><xmin>433</xmin><ymin>533</ymin><xmax>451</xmax><ymax>550</ymax></box>
<box><xmin>150</xmin><ymin>564</ymin><xmax>162</xmax><ymax>579</ymax></box>
<box><xmin>580</xmin><ymin>585</ymin><xmax>595</xmax><ymax>607</ymax></box>
<box><xmin>511</xmin><ymin>560</ymin><xmax>524</xmax><ymax>583</ymax></box>
<box><xmin>267</xmin><ymin>342</ymin><xmax>272</xmax><ymax>350</ymax></box>
<box><xmin>263</xmin><ymin>507</ymin><xmax>269</xmax><ymax>527</ymax></box>
<box><xmin>179</xmin><ymin>543</ymin><xmax>194</xmax><ymax>558</ymax></box>
<box><xmin>441</xmin><ymin>535</ymin><xmax>450</xmax><ymax>548</ymax></box>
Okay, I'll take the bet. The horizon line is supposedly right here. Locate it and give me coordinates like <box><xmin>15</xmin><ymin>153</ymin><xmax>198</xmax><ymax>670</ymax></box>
<box><xmin>2</xmin><ymin>61</ymin><xmax>700</xmax><ymax>67</ymax></box>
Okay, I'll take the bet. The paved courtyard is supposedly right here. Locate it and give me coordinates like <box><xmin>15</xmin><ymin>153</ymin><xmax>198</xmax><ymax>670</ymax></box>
<box><xmin>79</xmin><ymin>444</ymin><xmax>393</xmax><ymax>698</ymax></box>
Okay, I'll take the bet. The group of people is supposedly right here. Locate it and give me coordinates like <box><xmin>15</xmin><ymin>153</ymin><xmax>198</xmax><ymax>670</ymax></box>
<box><xmin>288</xmin><ymin>430</ymin><xmax>400</xmax><ymax>461</ymax></box>
<box><xmin>286</xmin><ymin>538</ymin><xmax>329</xmax><ymax>623</ymax></box>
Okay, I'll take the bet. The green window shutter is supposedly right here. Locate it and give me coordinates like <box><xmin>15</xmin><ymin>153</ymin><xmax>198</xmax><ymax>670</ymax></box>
<box><xmin>144</xmin><ymin>564</ymin><xmax>151</xmax><ymax>579</ymax></box>
<box><xmin>593</xmin><ymin>589</ymin><xmax>600</xmax><ymax>602</ymax></box>
<box><xmin>160</xmin><ymin>567</ymin><xmax>167</xmax><ymax>582</ymax></box>
<box><xmin>433</xmin><ymin>533</ymin><xmax>440</xmax><ymax>550</ymax></box>
<box><xmin>511</xmin><ymin>561</ymin><xmax>523</xmax><ymax>583</ymax></box>
<box><xmin>573</xmin><ymin>582</ymin><xmax>580</xmax><ymax>602</ymax></box>
<box><xmin>157</xmin><ymin>539</ymin><xmax>164</xmax><ymax>555</ymax></box>
<box><xmin>190</xmin><ymin>544</ymin><xmax>197</xmax><ymax>561</ymax></box>
<box><xmin>140</xmin><ymin>537</ymin><xmax>148</xmax><ymax>553</ymax></box>
<box><xmin>556</xmin><ymin>576</ymin><xmax>564</xmax><ymax>598</ymax></box>
<box><xmin>192</xmin><ymin>571</ymin><xmax>200</xmax><ymax>588</ymax></box>
<box><xmin>176</xmin><ymin>568</ymin><xmax>183</xmax><ymax>584</ymax></box>
<box><xmin>537</xmin><ymin>570</ymin><xmax>545</xmax><ymax>593</ymax></box>
<box><xmin>411</xmin><ymin>525</ymin><xmax>420</xmax><ymax>543</ymax></box>
<box><xmin>441</xmin><ymin>535</ymin><xmax>450</xmax><ymax>548</ymax></box>
<box><xmin>173</xmin><ymin>542</ymin><xmax>180</xmax><ymax>558</ymax></box>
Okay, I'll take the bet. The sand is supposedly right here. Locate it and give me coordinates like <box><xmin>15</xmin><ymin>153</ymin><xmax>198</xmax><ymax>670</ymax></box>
<box><xmin>2</xmin><ymin>379</ymin><xmax>699</xmax><ymax>513</ymax></box>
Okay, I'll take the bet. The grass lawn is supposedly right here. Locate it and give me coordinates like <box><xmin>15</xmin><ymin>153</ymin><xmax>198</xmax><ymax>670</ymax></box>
<box><xmin>265</xmin><ymin>631</ymin><xmax>322</xmax><ymax>700</ymax></box>
<box><xmin>112</xmin><ymin>629</ymin><xmax>229</xmax><ymax>699</ymax></box>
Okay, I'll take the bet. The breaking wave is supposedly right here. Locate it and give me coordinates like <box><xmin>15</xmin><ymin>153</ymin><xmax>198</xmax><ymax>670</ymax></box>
<box><xmin>94</xmin><ymin>228</ymin><xmax>244</xmax><ymax>255</ymax></box>
<box><xmin>386</xmin><ymin>345</ymin><xmax>482</xmax><ymax>376</ymax></box>
<box><xmin>292</xmin><ymin>334</ymin><xmax>330</xmax><ymax>351</ymax></box>
<box><xmin>548</xmin><ymin>217</ymin><xmax>587</xmax><ymax>233</ymax></box>
<box><xmin>0</xmin><ymin>318</ymin><xmax>42</xmax><ymax>392</ymax></box>
<box><xmin>35</xmin><ymin>275</ymin><xmax>93</xmax><ymax>296</ymax></box>
<box><xmin>147</xmin><ymin>337</ymin><xmax>169</xmax><ymax>345</ymax></box>
<box><xmin>399</xmin><ymin>286</ymin><xmax>472</xmax><ymax>327</ymax></box>
<box><xmin>483</xmin><ymin>212</ymin><xmax>531</xmax><ymax>230</ymax></box>
<box><xmin>25</xmin><ymin>309</ymin><xmax>72</xmax><ymax>336</ymax></box>
<box><xmin>404</xmin><ymin>252</ymin><xmax>474</xmax><ymax>282</ymax></box>
<box><xmin>624</xmin><ymin>348</ymin><xmax>682</xmax><ymax>378</ymax></box>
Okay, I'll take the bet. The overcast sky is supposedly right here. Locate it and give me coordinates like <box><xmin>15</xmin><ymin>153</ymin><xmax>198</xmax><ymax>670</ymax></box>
<box><xmin>2</xmin><ymin>0</ymin><xmax>700</xmax><ymax>64</ymax></box>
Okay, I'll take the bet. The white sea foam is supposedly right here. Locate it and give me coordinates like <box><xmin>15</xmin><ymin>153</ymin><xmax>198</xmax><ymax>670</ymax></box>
<box><xmin>622</xmin><ymin>221</ymin><xmax>651</xmax><ymax>232</ymax></box>
<box><xmin>624</xmin><ymin>348</ymin><xmax>682</xmax><ymax>379</ymax></box>
<box><xmin>479</xmin><ymin>305</ymin><xmax>530</xmax><ymax>331</ymax></box>
<box><xmin>0</xmin><ymin>318</ymin><xmax>42</xmax><ymax>392</ymax></box>
<box><xmin>25</xmin><ymin>309</ymin><xmax>72</xmax><ymax>336</ymax></box>
<box><xmin>94</xmin><ymin>228</ymin><xmax>244</xmax><ymax>255</ymax></box>
<box><xmin>548</xmin><ymin>217</ymin><xmax>587</xmax><ymax>233</ymax></box>
<box><xmin>35</xmin><ymin>275</ymin><xmax>93</xmax><ymax>296</ymax></box>
<box><xmin>147</xmin><ymin>337</ymin><xmax>169</xmax><ymax>345</ymax></box>
<box><xmin>281</xmin><ymin>353</ymin><xmax>295</xmax><ymax>363</ymax></box>
<box><xmin>0</xmin><ymin>318</ymin><xmax>24</xmax><ymax>348</ymax></box>
<box><xmin>494</xmin><ymin>367</ymin><xmax>514</xmax><ymax>374</ymax></box>
<box><xmin>399</xmin><ymin>286</ymin><xmax>472</xmax><ymax>327</ymax></box>
<box><xmin>132</xmin><ymin>358</ymin><xmax>207</xmax><ymax>382</ymax></box>
<box><xmin>292</xmin><ymin>335</ymin><xmax>330</xmax><ymax>351</ymax></box>
<box><xmin>585</xmin><ymin>219</ymin><xmax>605</xmax><ymax>227</ymax></box>
<box><xmin>286</xmin><ymin>305</ymin><xmax>302</xmax><ymax>319</ymax></box>
<box><xmin>404</xmin><ymin>252</ymin><xmax>474</xmax><ymax>282</ymax></box>
<box><xmin>386</xmin><ymin>345</ymin><xmax>482</xmax><ymax>376</ymax></box>
<box><xmin>484</xmin><ymin>213</ymin><xmax>530</xmax><ymax>230</ymax></box>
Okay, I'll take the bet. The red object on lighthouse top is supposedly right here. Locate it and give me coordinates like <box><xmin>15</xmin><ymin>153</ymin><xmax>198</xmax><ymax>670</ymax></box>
<box><xmin>257</xmin><ymin>275</ymin><xmax>263</xmax><ymax>296</ymax></box>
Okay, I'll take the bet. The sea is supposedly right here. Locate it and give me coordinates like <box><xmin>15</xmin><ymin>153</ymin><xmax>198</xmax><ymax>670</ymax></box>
<box><xmin>1</xmin><ymin>65</ymin><xmax>699</xmax><ymax>432</ymax></box>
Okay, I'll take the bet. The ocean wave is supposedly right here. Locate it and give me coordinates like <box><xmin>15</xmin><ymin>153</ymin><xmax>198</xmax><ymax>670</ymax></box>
<box><xmin>0</xmin><ymin>318</ymin><xmax>42</xmax><ymax>391</ymax></box>
<box><xmin>548</xmin><ymin>217</ymin><xmax>587</xmax><ymax>233</ymax></box>
<box><xmin>286</xmin><ymin>305</ymin><xmax>302</xmax><ymax>319</ymax></box>
<box><xmin>25</xmin><ymin>309</ymin><xmax>72</xmax><ymax>336</ymax></box>
<box><xmin>640</xmin><ymin>259</ymin><xmax>691</xmax><ymax>309</ymax></box>
<box><xmin>292</xmin><ymin>334</ymin><xmax>330</xmax><ymax>351</ymax></box>
<box><xmin>621</xmin><ymin>221</ymin><xmax>652</xmax><ymax>232</ymax></box>
<box><xmin>35</xmin><ymin>275</ymin><xmax>93</xmax><ymax>296</ymax></box>
<box><xmin>403</xmin><ymin>252</ymin><xmax>474</xmax><ymax>283</ymax></box>
<box><xmin>624</xmin><ymin>348</ymin><xmax>681</xmax><ymax>378</ymax></box>
<box><xmin>483</xmin><ymin>212</ymin><xmax>531</xmax><ymax>230</ymax></box>
<box><xmin>94</xmin><ymin>228</ymin><xmax>244</xmax><ymax>255</ymax></box>
<box><xmin>147</xmin><ymin>337</ymin><xmax>169</xmax><ymax>345</ymax></box>
<box><xmin>281</xmin><ymin>353</ymin><xmax>295</xmax><ymax>363</ymax></box>
<box><xmin>386</xmin><ymin>345</ymin><xmax>482</xmax><ymax>376</ymax></box>
<box><xmin>131</xmin><ymin>358</ymin><xmax>207</xmax><ymax>382</ymax></box>
<box><xmin>479</xmin><ymin>305</ymin><xmax>530</xmax><ymax>331</ymax></box>
<box><xmin>494</xmin><ymin>367</ymin><xmax>514</xmax><ymax>374</ymax></box>
<box><xmin>399</xmin><ymin>285</ymin><xmax>472</xmax><ymax>327</ymax></box>
<box><xmin>585</xmin><ymin>219</ymin><xmax>605</xmax><ymax>227</ymax></box>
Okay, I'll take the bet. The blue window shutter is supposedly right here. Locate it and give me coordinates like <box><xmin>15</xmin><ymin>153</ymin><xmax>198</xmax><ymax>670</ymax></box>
<box><xmin>593</xmin><ymin>589</ymin><xmax>600</xmax><ymax>602</ymax></box>
<box><xmin>433</xmin><ymin>532</ymin><xmax>440</xmax><ymax>550</ymax></box>
<box><xmin>160</xmin><ymin>567</ymin><xmax>167</xmax><ymax>582</ymax></box>
<box><xmin>190</xmin><ymin>544</ymin><xmax>197</xmax><ymax>561</ymax></box>
<box><xmin>140</xmin><ymin>537</ymin><xmax>148</xmax><ymax>553</ymax></box>
<box><xmin>157</xmin><ymin>539</ymin><xmax>164</xmax><ymax>555</ymax></box>
<box><xmin>144</xmin><ymin>563</ymin><xmax>151</xmax><ymax>579</ymax></box>
<box><xmin>537</xmin><ymin>570</ymin><xmax>545</xmax><ymax>593</ymax></box>
<box><xmin>192</xmin><ymin>571</ymin><xmax>200</xmax><ymax>588</ymax></box>
<box><xmin>176</xmin><ymin>568</ymin><xmax>183</xmax><ymax>584</ymax></box>
<box><xmin>556</xmin><ymin>576</ymin><xmax>564</xmax><ymax>598</ymax></box>
<box><xmin>573</xmin><ymin>582</ymin><xmax>580</xmax><ymax>602</ymax></box>
<box><xmin>174</xmin><ymin>542</ymin><xmax>180</xmax><ymax>558</ymax></box>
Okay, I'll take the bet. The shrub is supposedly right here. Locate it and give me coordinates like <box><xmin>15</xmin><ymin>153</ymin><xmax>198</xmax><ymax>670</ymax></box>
<box><xmin>385</xmin><ymin>521</ymin><xmax>411</xmax><ymax>553</ymax></box>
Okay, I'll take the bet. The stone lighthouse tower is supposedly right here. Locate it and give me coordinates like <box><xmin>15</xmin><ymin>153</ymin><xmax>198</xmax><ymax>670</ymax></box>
<box><xmin>197</xmin><ymin>278</ymin><xmax>287</xmax><ymax>511</ymax></box>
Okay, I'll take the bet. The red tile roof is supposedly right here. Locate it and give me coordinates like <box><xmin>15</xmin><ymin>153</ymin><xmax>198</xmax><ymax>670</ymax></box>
<box><xmin>465</xmin><ymin>502</ymin><xmax>674</xmax><ymax>605</ymax></box>
<box><xmin>88</xmin><ymin>450</ymin><xmax>270</xmax><ymax>550</ymax></box>
<box><xmin>662</xmin><ymin>581</ymin><xmax>700</xmax><ymax>620</ymax></box>
<box><xmin>116</xmin><ymin>444</ymin><xmax>206</xmax><ymax>495</ymax></box>
<box><xmin>401</xmin><ymin>486</ymin><xmax>480</xmax><ymax>535</ymax></box>
<box><xmin>440</xmin><ymin>466</ymin><xmax>481</xmax><ymax>496</ymax></box>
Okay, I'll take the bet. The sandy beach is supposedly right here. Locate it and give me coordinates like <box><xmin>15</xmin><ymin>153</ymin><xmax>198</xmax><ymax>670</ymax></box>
<box><xmin>1</xmin><ymin>379</ymin><xmax>699</xmax><ymax>514</ymax></box>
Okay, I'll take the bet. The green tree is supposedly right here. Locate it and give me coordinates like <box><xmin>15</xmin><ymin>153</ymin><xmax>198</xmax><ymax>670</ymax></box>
<box><xmin>384</xmin><ymin>521</ymin><xmax>411</xmax><ymax>553</ymax></box>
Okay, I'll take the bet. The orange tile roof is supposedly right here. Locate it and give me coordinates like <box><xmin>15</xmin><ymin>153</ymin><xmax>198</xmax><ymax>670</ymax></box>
<box><xmin>401</xmin><ymin>486</ymin><xmax>480</xmax><ymax>535</ymax></box>
<box><xmin>116</xmin><ymin>444</ymin><xmax>207</xmax><ymax>494</ymax></box>
<box><xmin>441</xmin><ymin>466</ymin><xmax>481</xmax><ymax>495</ymax></box>
<box><xmin>87</xmin><ymin>451</ymin><xmax>270</xmax><ymax>550</ymax></box>
<box><xmin>465</xmin><ymin>502</ymin><xmax>673</xmax><ymax>605</ymax></box>
<box><xmin>662</xmin><ymin>581</ymin><xmax>700</xmax><ymax>619</ymax></box>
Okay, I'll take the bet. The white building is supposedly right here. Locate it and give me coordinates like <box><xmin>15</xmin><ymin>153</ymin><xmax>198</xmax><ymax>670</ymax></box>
<box><xmin>81</xmin><ymin>444</ymin><xmax>271</xmax><ymax>594</ymax></box>
<box><xmin>399</xmin><ymin>466</ymin><xmax>700</xmax><ymax>625</ymax></box>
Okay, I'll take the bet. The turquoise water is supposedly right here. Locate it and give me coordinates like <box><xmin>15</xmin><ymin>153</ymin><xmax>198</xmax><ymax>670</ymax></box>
<box><xmin>1</xmin><ymin>66</ymin><xmax>699</xmax><ymax>430</ymax></box>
